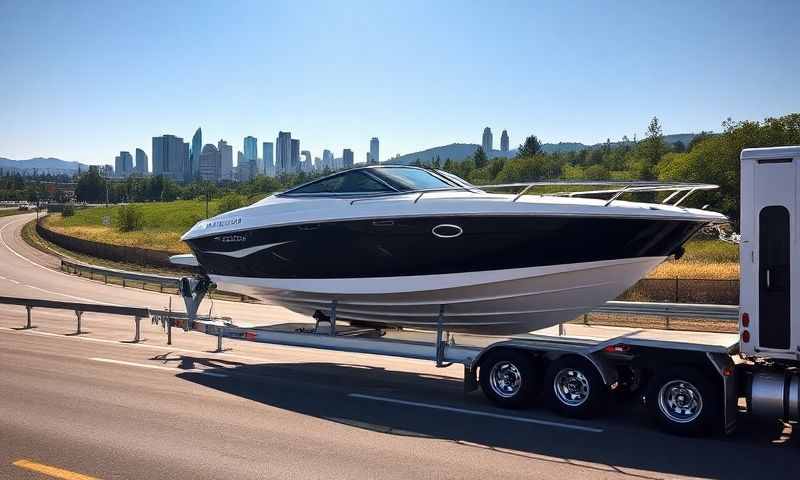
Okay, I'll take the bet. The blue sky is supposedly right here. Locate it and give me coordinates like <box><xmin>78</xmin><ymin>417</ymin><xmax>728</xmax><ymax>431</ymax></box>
<box><xmin>1</xmin><ymin>0</ymin><xmax>798</xmax><ymax>165</ymax></box>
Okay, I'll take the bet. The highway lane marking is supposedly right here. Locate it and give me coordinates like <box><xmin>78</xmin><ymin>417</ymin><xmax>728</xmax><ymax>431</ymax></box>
<box><xmin>12</xmin><ymin>459</ymin><xmax>100</xmax><ymax>480</ymax></box>
<box><xmin>89</xmin><ymin>357</ymin><xmax>228</xmax><ymax>377</ymax></box>
<box><xmin>0</xmin><ymin>325</ymin><xmax>419</xmax><ymax>368</ymax></box>
<box><xmin>0</xmin><ymin>218</ymin><xmax>129</xmax><ymax>305</ymax></box>
<box><xmin>348</xmin><ymin>393</ymin><xmax>604</xmax><ymax>433</ymax></box>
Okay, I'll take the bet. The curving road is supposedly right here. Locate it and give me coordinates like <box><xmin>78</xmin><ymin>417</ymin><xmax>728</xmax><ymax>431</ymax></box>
<box><xmin>0</xmin><ymin>213</ymin><xmax>797</xmax><ymax>479</ymax></box>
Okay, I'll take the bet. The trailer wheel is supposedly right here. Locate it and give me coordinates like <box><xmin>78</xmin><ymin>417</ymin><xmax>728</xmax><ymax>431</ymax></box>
<box><xmin>479</xmin><ymin>350</ymin><xmax>537</xmax><ymax>408</ymax></box>
<box><xmin>545</xmin><ymin>356</ymin><xmax>607</xmax><ymax>419</ymax></box>
<box><xmin>647</xmin><ymin>367</ymin><xmax>716</xmax><ymax>436</ymax></box>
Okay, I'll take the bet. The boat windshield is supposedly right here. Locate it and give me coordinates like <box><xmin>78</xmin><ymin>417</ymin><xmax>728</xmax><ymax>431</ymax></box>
<box><xmin>368</xmin><ymin>167</ymin><xmax>456</xmax><ymax>191</ymax></box>
<box><xmin>287</xmin><ymin>170</ymin><xmax>393</xmax><ymax>194</ymax></box>
<box><xmin>284</xmin><ymin>166</ymin><xmax>460</xmax><ymax>195</ymax></box>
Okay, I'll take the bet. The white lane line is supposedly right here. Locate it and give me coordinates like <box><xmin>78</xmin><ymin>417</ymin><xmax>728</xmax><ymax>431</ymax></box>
<box><xmin>0</xmin><ymin>326</ymin><xmax>277</xmax><ymax>365</ymax></box>
<box><xmin>0</xmin><ymin>217</ymin><xmax>130</xmax><ymax>305</ymax></box>
<box><xmin>89</xmin><ymin>357</ymin><xmax>228</xmax><ymax>377</ymax></box>
<box><xmin>348</xmin><ymin>393</ymin><xmax>604</xmax><ymax>433</ymax></box>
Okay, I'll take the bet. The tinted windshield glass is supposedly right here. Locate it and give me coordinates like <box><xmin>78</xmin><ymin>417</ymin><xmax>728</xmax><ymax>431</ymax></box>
<box><xmin>370</xmin><ymin>167</ymin><xmax>453</xmax><ymax>191</ymax></box>
<box><xmin>290</xmin><ymin>171</ymin><xmax>392</xmax><ymax>194</ymax></box>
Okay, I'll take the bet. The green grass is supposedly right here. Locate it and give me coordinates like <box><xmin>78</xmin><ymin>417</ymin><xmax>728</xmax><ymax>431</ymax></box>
<box><xmin>44</xmin><ymin>200</ymin><xmax>231</xmax><ymax>252</ymax></box>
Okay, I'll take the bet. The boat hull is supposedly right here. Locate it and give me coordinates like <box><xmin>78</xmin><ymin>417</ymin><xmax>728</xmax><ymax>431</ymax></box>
<box><xmin>211</xmin><ymin>256</ymin><xmax>666</xmax><ymax>334</ymax></box>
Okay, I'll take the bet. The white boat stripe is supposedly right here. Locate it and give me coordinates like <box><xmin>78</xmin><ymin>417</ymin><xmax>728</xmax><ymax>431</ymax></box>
<box><xmin>205</xmin><ymin>241</ymin><xmax>292</xmax><ymax>258</ymax></box>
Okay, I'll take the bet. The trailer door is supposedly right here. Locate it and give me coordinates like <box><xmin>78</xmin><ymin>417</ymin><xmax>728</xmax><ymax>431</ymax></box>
<box><xmin>754</xmin><ymin>159</ymin><xmax>794</xmax><ymax>352</ymax></box>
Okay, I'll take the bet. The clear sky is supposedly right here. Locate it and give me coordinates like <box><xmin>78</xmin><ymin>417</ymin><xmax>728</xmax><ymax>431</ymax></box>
<box><xmin>1</xmin><ymin>0</ymin><xmax>798</xmax><ymax>165</ymax></box>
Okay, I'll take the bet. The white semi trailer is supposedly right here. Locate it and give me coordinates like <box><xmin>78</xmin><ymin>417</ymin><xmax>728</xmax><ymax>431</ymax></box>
<box><xmin>170</xmin><ymin>146</ymin><xmax>799</xmax><ymax>436</ymax></box>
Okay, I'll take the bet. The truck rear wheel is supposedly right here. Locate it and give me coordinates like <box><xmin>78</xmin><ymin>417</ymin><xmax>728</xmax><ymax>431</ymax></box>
<box><xmin>647</xmin><ymin>367</ymin><xmax>717</xmax><ymax>436</ymax></box>
<box><xmin>544</xmin><ymin>356</ymin><xmax>607</xmax><ymax>419</ymax></box>
<box><xmin>479</xmin><ymin>350</ymin><xmax>537</xmax><ymax>408</ymax></box>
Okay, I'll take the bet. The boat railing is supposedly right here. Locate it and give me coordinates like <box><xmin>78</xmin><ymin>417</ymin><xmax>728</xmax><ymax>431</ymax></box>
<box><xmin>350</xmin><ymin>180</ymin><xmax>718</xmax><ymax>207</ymax></box>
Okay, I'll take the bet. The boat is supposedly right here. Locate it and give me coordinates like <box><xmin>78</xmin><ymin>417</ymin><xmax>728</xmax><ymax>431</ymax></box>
<box><xmin>173</xmin><ymin>165</ymin><xmax>726</xmax><ymax>334</ymax></box>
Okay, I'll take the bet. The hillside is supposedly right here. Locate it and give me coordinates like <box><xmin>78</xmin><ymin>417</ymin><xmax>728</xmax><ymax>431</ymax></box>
<box><xmin>385</xmin><ymin>133</ymin><xmax>701</xmax><ymax>165</ymax></box>
<box><xmin>0</xmin><ymin>157</ymin><xmax>89</xmax><ymax>175</ymax></box>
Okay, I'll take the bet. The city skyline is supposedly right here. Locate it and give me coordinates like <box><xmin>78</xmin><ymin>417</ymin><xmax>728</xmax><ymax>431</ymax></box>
<box><xmin>2</xmin><ymin>2</ymin><xmax>797</xmax><ymax>166</ymax></box>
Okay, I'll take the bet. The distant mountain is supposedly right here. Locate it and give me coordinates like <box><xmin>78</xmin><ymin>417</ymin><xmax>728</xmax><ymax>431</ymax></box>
<box><xmin>0</xmin><ymin>157</ymin><xmax>90</xmax><ymax>175</ymax></box>
<box><xmin>385</xmin><ymin>133</ymin><xmax>703</xmax><ymax>165</ymax></box>
<box><xmin>384</xmin><ymin>143</ymin><xmax>515</xmax><ymax>165</ymax></box>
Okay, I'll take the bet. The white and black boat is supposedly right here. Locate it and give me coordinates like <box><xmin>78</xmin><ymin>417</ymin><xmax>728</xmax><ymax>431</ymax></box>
<box><xmin>173</xmin><ymin>166</ymin><xmax>725</xmax><ymax>334</ymax></box>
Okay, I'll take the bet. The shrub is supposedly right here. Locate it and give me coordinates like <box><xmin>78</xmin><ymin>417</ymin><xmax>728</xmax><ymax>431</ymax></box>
<box><xmin>61</xmin><ymin>204</ymin><xmax>75</xmax><ymax>218</ymax></box>
<box><xmin>115</xmin><ymin>204</ymin><xmax>144</xmax><ymax>232</ymax></box>
<box><xmin>216</xmin><ymin>193</ymin><xmax>244</xmax><ymax>215</ymax></box>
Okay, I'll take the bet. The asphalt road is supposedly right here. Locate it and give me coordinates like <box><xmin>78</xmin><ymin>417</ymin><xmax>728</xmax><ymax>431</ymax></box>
<box><xmin>0</xmin><ymin>213</ymin><xmax>797</xmax><ymax>479</ymax></box>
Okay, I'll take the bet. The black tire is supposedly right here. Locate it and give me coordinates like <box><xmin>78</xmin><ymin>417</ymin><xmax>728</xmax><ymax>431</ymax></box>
<box><xmin>544</xmin><ymin>356</ymin><xmax>608</xmax><ymax>419</ymax></box>
<box><xmin>479</xmin><ymin>349</ymin><xmax>537</xmax><ymax>409</ymax></box>
<box><xmin>646</xmin><ymin>367</ymin><xmax>717</xmax><ymax>436</ymax></box>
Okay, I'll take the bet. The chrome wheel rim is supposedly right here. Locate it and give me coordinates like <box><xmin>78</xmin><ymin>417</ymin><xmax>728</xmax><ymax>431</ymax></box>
<box><xmin>489</xmin><ymin>362</ymin><xmax>522</xmax><ymax>398</ymax></box>
<box><xmin>658</xmin><ymin>380</ymin><xmax>703</xmax><ymax>423</ymax></box>
<box><xmin>553</xmin><ymin>368</ymin><xmax>590</xmax><ymax>406</ymax></box>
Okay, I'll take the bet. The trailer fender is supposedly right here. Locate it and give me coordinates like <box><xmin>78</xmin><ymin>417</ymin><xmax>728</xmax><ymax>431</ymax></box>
<box><xmin>472</xmin><ymin>341</ymin><xmax>619</xmax><ymax>387</ymax></box>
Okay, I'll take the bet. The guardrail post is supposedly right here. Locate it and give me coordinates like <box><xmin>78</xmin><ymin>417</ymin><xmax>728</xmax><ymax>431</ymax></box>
<box><xmin>104</xmin><ymin>273</ymin><xmax>108</xmax><ymax>284</ymax></box>
<box><xmin>134</xmin><ymin>316</ymin><xmax>141</xmax><ymax>343</ymax></box>
<box><xmin>583</xmin><ymin>313</ymin><xmax>589</xmax><ymax>325</ymax></box>
<box><xmin>665</xmin><ymin>316</ymin><xmax>671</xmax><ymax>330</ymax></box>
<box><xmin>216</xmin><ymin>326</ymin><xmax>224</xmax><ymax>352</ymax></box>
<box><xmin>25</xmin><ymin>305</ymin><xmax>32</xmax><ymax>329</ymax></box>
<box><xmin>159</xmin><ymin>281</ymin><xmax>164</xmax><ymax>293</ymax></box>
<box><xmin>122</xmin><ymin>278</ymin><xmax>126</xmax><ymax>288</ymax></box>
<box><xmin>75</xmin><ymin>310</ymin><xmax>83</xmax><ymax>334</ymax></box>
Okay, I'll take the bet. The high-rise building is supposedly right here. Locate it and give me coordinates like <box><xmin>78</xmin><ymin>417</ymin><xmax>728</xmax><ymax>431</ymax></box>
<box><xmin>115</xmin><ymin>151</ymin><xmax>133</xmax><ymax>177</ymax></box>
<box><xmin>101</xmin><ymin>164</ymin><xmax>114</xmax><ymax>177</ymax></box>
<box><xmin>236</xmin><ymin>150</ymin><xmax>250</xmax><ymax>182</ymax></box>
<box><xmin>290</xmin><ymin>139</ymin><xmax>300</xmax><ymax>172</ymax></box>
<box><xmin>369</xmin><ymin>137</ymin><xmax>379</xmax><ymax>164</ymax></box>
<box><xmin>243</xmin><ymin>136</ymin><xmax>258</xmax><ymax>179</ymax></box>
<box><xmin>218</xmin><ymin>140</ymin><xmax>233</xmax><ymax>181</ymax></box>
<box><xmin>262</xmin><ymin>142</ymin><xmax>274</xmax><ymax>176</ymax></box>
<box><xmin>342</xmin><ymin>148</ymin><xmax>354</xmax><ymax>168</ymax></box>
<box><xmin>482</xmin><ymin>127</ymin><xmax>493</xmax><ymax>153</ymax></box>
<box><xmin>244</xmin><ymin>136</ymin><xmax>257</xmax><ymax>164</ymax></box>
<box><xmin>198</xmin><ymin>144</ymin><xmax>221</xmax><ymax>182</ymax></box>
<box><xmin>301</xmin><ymin>150</ymin><xmax>312</xmax><ymax>172</ymax></box>
<box><xmin>322</xmin><ymin>149</ymin><xmax>334</xmax><ymax>170</ymax></box>
<box><xmin>152</xmin><ymin>134</ymin><xmax>188</xmax><ymax>181</ymax></box>
<box><xmin>189</xmin><ymin>127</ymin><xmax>202</xmax><ymax>181</ymax></box>
<box><xmin>314</xmin><ymin>156</ymin><xmax>321</xmax><ymax>170</ymax></box>
<box><xmin>134</xmin><ymin>148</ymin><xmax>148</xmax><ymax>174</ymax></box>
<box><xmin>276</xmin><ymin>131</ymin><xmax>291</xmax><ymax>175</ymax></box>
<box><xmin>500</xmin><ymin>130</ymin><xmax>509</xmax><ymax>153</ymax></box>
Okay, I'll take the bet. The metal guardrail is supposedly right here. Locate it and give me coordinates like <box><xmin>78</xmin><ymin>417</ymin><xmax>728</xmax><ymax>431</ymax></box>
<box><xmin>596</xmin><ymin>301</ymin><xmax>739</xmax><ymax>320</ymax></box>
<box><xmin>0</xmin><ymin>295</ymin><xmax>149</xmax><ymax>340</ymax></box>
<box><xmin>60</xmin><ymin>258</ymin><xmax>180</xmax><ymax>293</ymax></box>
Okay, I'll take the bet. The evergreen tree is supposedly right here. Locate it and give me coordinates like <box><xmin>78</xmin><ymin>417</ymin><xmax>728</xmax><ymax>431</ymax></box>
<box><xmin>473</xmin><ymin>146</ymin><xmax>488</xmax><ymax>168</ymax></box>
<box><xmin>517</xmin><ymin>135</ymin><xmax>542</xmax><ymax>157</ymax></box>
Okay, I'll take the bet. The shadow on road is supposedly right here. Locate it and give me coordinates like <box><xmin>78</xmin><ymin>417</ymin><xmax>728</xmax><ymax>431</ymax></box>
<box><xmin>174</xmin><ymin>359</ymin><xmax>798</xmax><ymax>479</ymax></box>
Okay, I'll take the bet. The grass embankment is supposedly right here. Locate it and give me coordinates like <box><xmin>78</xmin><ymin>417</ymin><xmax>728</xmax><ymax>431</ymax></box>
<box><xmin>647</xmin><ymin>239</ymin><xmax>739</xmax><ymax>280</ymax></box>
<box><xmin>44</xmin><ymin>200</ymin><xmax>224</xmax><ymax>253</ymax></box>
